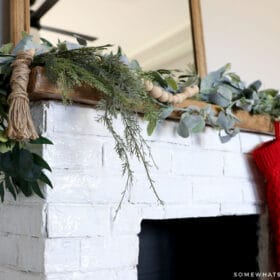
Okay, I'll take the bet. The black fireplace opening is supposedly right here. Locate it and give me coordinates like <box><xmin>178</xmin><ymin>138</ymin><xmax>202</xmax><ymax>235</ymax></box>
<box><xmin>138</xmin><ymin>215</ymin><xmax>259</xmax><ymax>280</ymax></box>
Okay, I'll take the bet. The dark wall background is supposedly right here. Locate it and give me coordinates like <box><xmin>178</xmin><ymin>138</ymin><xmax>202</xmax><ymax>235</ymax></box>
<box><xmin>0</xmin><ymin>0</ymin><xmax>10</xmax><ymax>44</ymax></box>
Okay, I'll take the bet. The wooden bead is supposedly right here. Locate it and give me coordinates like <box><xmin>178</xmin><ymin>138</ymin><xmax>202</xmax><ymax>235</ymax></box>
<box><xmin>167</xmin><ymin>94</ymin><xmax>174</xmax><ymax>103</ymax></box>
<box><xmin>144</xmin><ymin>80</ymin><xmax>154</xmax><ymax>91</ymax></box>
<box><xmin>158</xmin><ymin>91</ymin><xmax>169</xmax><ymax>102</ymax></box>
<box><xmin>183</xmin><ymin>85</ymin><xmax>199</xmax><ymax>97</ymax></box>
<box><xmin>177</xmin><ymin>94</ymin><xmax>186</xmax><ymax>103</ymax></box>
<box><xmin>150</xmin><ymin>86</ymin><xmax>163</xmax><ymax>99</ymax></box>
<box><xmin>172</xmin><ymin>95</ymin><xmax>180</xmax><ymax>104</ymax></box>
<box><xmin>148</xmin><ymin>81</ymin><xmax>200</xmax><ymax>105</ymax></box>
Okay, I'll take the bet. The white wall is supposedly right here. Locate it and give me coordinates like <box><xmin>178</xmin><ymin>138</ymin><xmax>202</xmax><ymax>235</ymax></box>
<box><xmin>201</xmin><ymin>0</ymin><xmax>280</xmax><ymax>90</ymax></box>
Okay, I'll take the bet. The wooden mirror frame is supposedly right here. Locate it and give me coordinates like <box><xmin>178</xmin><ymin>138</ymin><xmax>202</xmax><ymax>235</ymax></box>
<box><xmin>9</xmin><ymin>0</ymin><xmax>207</xmax><ymax>77</ymax></box>
<box><xmin>10</xmin><ymin>0</ymin><xmax>30</xmax><ymax>45</ymax></box>
<box><xmin>190</xmin><ymin>0</ymin><xmax>207</xmax><ymax>77</ymax></box>
<box><xmin>9</xmin><ymin>0</ymin><xmax>274</xmax><ymax>135</ymax></box>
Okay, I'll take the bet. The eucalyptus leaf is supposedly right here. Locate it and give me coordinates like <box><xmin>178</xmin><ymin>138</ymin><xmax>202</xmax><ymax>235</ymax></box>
<box><xmin>119</xmin><ymin>54</ymin><xmax>130</xmax><ymax>66</ymax></box>
<box><xmin>243</xmin><ymin>88</ymin><xmax>259</xmax><ymax>101</ymax></box>
<box><xmin>203</xmin><ymin>105</ymin><xmax>218</xmax><ymax>126</ymax></box>
<box><xmin>206</xmin><ymin>114</ymin><xmax>218</xmax><ymax>127</ymax></box>
<box><xmin>219</xmin><ymin>132</ymin><xmax>233</xmax><ymax>143</ymax></box>
<box><xmin>0</xmin><ymin>56</ymin><xmax>14</xmax><ymax>64</ymax></box>
<box><xmin>201</xmin><ymin>105</ymin><xmax>212</xmax><ymax>115</ymax></box>
<box><xmin>63</xmin><ymin>41</ymin><xmax>81</xmax><ymax>51</ymax></box>
<box><xmin>225</xmin><ymin>108</ymin><xmax>240</xmax><ymax>121</ymax></box>
<box><xmin>216</xmin><ymin>111</ymin><xmax>236</xmax><ymax>131</ymax></box>
<box><xmin>177</xmin><ymin>118</ymin><xmax>190</xmax><ymax>138</ymax></box>
<box><xmin>209</xmin><ymin>86</ymin><xmax>232</xmax><ymax>107</ymax></box>
<box><xmin>226</xmin><ymin>72</ymin><xmax>246</xmax><ymax>90</ymax></box>
<box><xmin>159</xmin><ymin>106</ymin><xmax>173</xmax><ymax>119</ymax></box>
<box><xmin>200</xmin><ymin>63</ymin><xmax>231</xmax><ymax>92</ymax></box>
<box><xmin>35</xmin><ymin>44</ymin><xmax>52</xmax><ymax>55</ymax></box>
<box><xmin>129</xmin><ymin>60</ymin><xmax>141</xmax><ymax>71</ymax></box>
<box><xmin>218</xmin><ymin>82</ymin><xmax>243</xmax><ymax>95</ymax></box>
<box><xmin>147</xmin><ymin>118</ymin><xmax>157</xmax><ymax>136</ymax></box>
<box><xmin>12</xmin><ymin>35</ymin><xmax>49</xmax><ymax>55</ymax></box>
<box><xmin>235</xmin><ymin>98</ymin><xmax>254</xmax><ymax>111</ymax></box>
<box><xmin>191</xmin><ymin>116</ymin><xmax>206</xmax><ymax>133</ymax></box>
<box><xmin>12</xmin><ymin>35</ymin><xmax>37</xmax><ymax>55</ymax></box>
<box><xmin>249</xmin><ymin>80</ymin><xmax>262</xmax><ymax>91</ymax></box>
<box><xmin>228</xmin><ymin>72</ymin><xmax>241</xmax><ymax>82</ymax></box>
<box><xmin>177</xmin><ymin>113</ymin><xmax>205</xmax><ymax>138</ymax></box>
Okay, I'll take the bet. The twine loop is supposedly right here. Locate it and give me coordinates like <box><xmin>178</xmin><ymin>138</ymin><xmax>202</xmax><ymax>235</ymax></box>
<box><xmin>6</xmin><ymin>49</ymin><xmax>38</xmax><ymax>140</ymax></box>
<box><xmin>7</xmin><ymin>92</ymin><xmax>29</xmax><ymax>104</ymax></box>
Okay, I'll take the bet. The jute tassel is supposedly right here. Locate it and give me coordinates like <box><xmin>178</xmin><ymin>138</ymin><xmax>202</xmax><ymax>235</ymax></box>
<box><xmin>144</xmin><ymin>80</ymin><xmax>199</xmax><ymax>104</ymax></box>
<box><xmin>6</xmin><ymin>49</ymin><xmax>39</xmax><ymax>140</ymax></box>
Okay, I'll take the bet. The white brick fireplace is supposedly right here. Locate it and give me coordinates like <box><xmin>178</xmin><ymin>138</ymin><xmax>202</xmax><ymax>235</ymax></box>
<box><xmin>0</xmin><ymin>101</ymin><xmax>270</xmax><ymax>280</ymax></box>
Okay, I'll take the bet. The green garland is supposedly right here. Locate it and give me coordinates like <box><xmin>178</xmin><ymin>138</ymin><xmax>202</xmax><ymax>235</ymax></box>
<box><xmin>0</xmin><ymin>35</ymin><xmax>278</xmax><ymax>207</ymax></box>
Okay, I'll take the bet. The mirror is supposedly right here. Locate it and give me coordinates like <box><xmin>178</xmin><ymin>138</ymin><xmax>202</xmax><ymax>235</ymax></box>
<box><xmin>31</xmin><ymin>0</ymin><xmax>195</xmax><ymax>71</ymax></box>
<box><xmin>10</xmin><ymin>0</ymin><xmax>206</xmax><ymax>76</ymax></box>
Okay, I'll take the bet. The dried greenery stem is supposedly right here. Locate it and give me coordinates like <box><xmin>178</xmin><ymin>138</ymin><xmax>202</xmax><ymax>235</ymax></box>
<box><xmin>98</xmin><ymin>98</ymin><xmax>162</xmax><ymax>217</ymax></box>
<box><xmin>97</xmin><ymin>106</ymin><xmax>133</xmax><ymax>218</ymax></box>
<box><xmin>34</xmin><ymin>43</ymin><xmax>163</xmax><ymax>211</ymax></box>
<box><xmin>121</xmin><ymin>114</ymin><xmax>163</xmax><ymax>204</ymax></box>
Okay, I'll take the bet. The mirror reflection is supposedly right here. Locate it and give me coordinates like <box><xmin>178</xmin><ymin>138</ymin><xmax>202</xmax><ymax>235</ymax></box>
<box><xmin>31</xmin><ymin>0</ymin><xmax>195</xmax><ymax>70</ymax></box>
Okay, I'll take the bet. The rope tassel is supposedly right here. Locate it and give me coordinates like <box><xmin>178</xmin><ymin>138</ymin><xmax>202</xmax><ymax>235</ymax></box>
<box><xmin>6</xmin><ymin>49</ymin><xmax>38</xmax><ymax>140</ymax></box>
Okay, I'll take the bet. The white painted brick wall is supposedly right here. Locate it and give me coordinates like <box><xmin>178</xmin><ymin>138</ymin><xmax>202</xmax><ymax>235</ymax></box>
<box><xmin>47</xmin><ymin>204</ymin><xmax>110</xmax><ymax>237</ymax></box>
<box><xmin>46</xmin><ymin>268</ymin><xmax>137</xmax><ymax>280</ymax></box>
<box><xmin>45</xmin><ymin>238</ymin><xmax>80</xmax><ymax>273</ymax></box>
<box><xmin>171</xmin><ymin>149</ymin><xmax>224</xmax><ymax>177</ymax></box>
<box><xmin>0</xmin><ymin>204</ymin><xmax>46</xmax><ymax>237</ymax></box>
<box><xmin>17</xmin><ymin>237</ymin><xmax>45</xmax><ymax>273</ymax></box>
<box><xmin>0</xmin><ymin>267</ymin><xmax>44</xmax><ymax>280</ymax></box>
<box><xmin>81</xmin><ymin>236</ymin><xmax>139</xmax><ymax>270</ymax></box>
<box><xmin>0</xmin><ymin>234</ymin><xmax>18</xmax><ymax>267</ymax></box>
<box><xmin>0</xmin><ymin>101</ymin><xmax>268</xmax><ymax>279</ymax></box>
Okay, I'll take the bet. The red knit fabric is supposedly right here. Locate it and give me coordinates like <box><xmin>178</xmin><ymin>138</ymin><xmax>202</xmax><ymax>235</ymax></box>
<box><xmin>252</xmin><ymin>122</ymin><xmax>280</xmax><ymax>271</ymax></box>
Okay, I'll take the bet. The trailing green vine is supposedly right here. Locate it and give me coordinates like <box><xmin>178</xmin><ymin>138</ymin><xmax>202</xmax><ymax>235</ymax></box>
<box><xmin>0</xmin><ymin>35</ymin><xmax>278</xmax><ymax>207</ymax></box>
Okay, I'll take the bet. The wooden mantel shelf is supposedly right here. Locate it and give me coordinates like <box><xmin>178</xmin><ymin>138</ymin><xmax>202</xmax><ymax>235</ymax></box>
<box><xmin>28</xmin><ymin>66</ymin><xmax>274</xmax><ymax>135</ymax></box>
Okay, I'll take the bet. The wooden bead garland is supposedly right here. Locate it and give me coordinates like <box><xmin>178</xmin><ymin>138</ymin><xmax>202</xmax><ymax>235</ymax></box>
<box><xmin>144</xmin><ymin>80</ymin><xmax>199</xmax><ymax>104</ymax></box>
